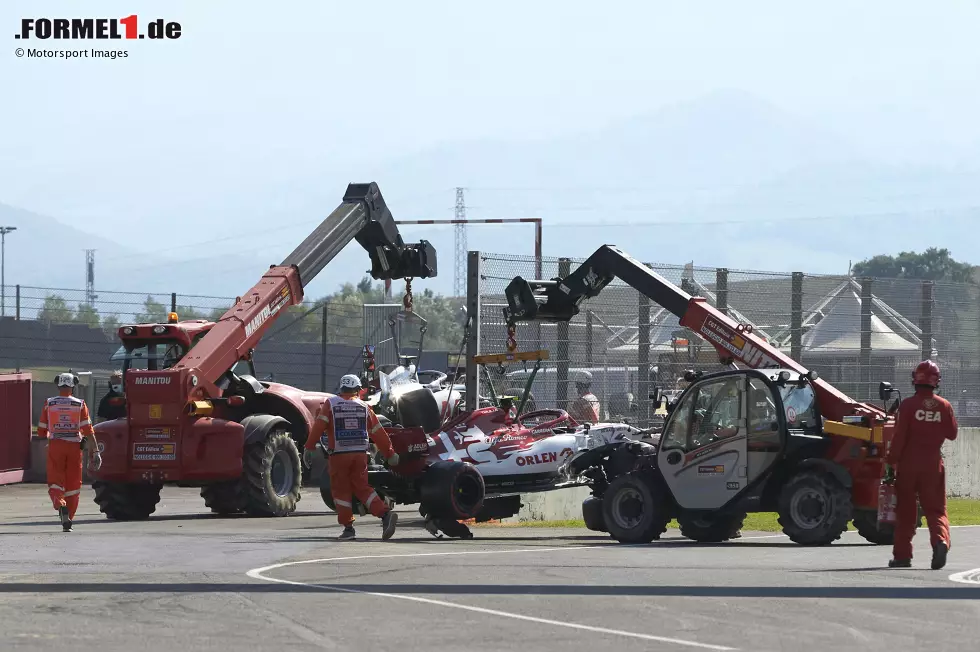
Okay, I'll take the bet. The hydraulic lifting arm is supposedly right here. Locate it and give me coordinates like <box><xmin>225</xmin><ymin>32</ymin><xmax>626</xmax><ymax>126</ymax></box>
<box><xmin>502</xmin><ymin>245</ymin><xmax>881</xmax><ymax>423</ymax></box>
<box><xmin>174</xmin><ymin>182</ymin><xmax>436</xmax><ymax>397</ymax></box>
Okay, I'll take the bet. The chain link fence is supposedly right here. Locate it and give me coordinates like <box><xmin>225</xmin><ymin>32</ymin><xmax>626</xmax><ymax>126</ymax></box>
<box><xmin>470</xmin><ymin>252</ymin><xmax>980</xmax><ymax>427</ymax></box>
<box><xmin>0</xmin><ymin>285</ymin><xmax>450</xmax><ymax>395</ymax></box>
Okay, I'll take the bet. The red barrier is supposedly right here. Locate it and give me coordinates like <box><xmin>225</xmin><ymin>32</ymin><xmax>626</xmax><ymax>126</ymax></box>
<box><xmin>0</xmin><ymin>373</ymin><xmax>32</xmax><ymax>485</ymax></box>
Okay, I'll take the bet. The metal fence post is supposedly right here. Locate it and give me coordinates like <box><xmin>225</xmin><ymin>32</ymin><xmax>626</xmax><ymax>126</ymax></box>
<box><xmin>860</xmin><ymin>277</ymin><xmax>873</xmax><ymax>401</ymax></box>
<box><xmin>920</xmin><ymin>281</ymin><xmax>934</xmax><ymax>361</ymax></box>
<box><xmin>555</xmin><ymin>258</ymin><xmax>571</xmax><ymax>410</ymax></box>
<box><xmin>464</xmin><ymin>251</ymin><xmax>482</xmax><ymax>412</ymax></box>
<box><xmin>791</xmin><ymin>272</ymin><xmax>803</xmax><ymax>362</ymax></box>
<box><xmin>716</xmin><ymin>268</ymin><xmax>729</xmax><ymax>315</ymax></box>
<box><xmin>171</xmin><ymin>293</ymin><xmax>177</xmax><ymax>313</ymax></box>
<box><xmin>320</xmin><ymin>303</ymin><xmax>328</xmax><ymax>392</ymax></box>
<box><xmin>638</xmin><ymin>270</ymin><xmax>651</xmax><ymax>428</ymax></box>
<box><xmin>15</xmin><ymin>284</ymin><xmax>19</xmax><ymax>320</ymax></box>
<box><xmin>585</xmin><ymin>310</ymin><xmax>594</xmax><ymax>365</ymax></box>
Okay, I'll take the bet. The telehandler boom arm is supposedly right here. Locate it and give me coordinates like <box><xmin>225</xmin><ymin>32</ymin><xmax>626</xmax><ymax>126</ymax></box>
<box><xmin>173</xmin><ymin>182</ymin><xmax>436</xmax><ymax>396</ymax></box>
<box><xmin>501</xmin><ymin>244</ymin><xmax>883</xmax><ymax>423</ymax></box>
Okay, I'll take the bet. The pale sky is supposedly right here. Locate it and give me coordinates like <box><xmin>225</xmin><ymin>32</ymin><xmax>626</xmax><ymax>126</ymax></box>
<box><xmin>2</xmin><ymin>0</ymin><xmax>979</xmax><ymax>297</ymax></box>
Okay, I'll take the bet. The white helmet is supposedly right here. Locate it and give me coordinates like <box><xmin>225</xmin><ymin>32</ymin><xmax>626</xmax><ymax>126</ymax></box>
<box><xmin>56</xmin><ymin>373</ymin><xmax>76</xmax><ymax>388</ymax></box>
<box><xmin>339</xmin><ymin>374</ymin><xmax>362</xmax><ymax>392</ymax></box>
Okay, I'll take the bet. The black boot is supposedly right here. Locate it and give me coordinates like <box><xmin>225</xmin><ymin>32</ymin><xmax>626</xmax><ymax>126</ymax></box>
<box><xmin>338</xmin><ymin>526</ymin><xmax>356</xmax><ymax>540</ymax></box>
<box><xmin>59</xmin><ymin>506</ymin><xmax>72</xmax><ymax>532</ymax></box>
<box><xmin>888</xmin><ymin>558</ymin><xmax>911</xmax><ymax>568</ymax></box>
<box><xmin>931</xmin><ymin>541</ymin><xmax>948</xmax><ymax>570</ymax></box>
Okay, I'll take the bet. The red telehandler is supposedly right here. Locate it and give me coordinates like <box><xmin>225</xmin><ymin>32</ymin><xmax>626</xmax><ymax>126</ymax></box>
<box><xmin>89</xmin><ymin>183</ymin><xmax>436</xmax><ymax>520</ymax></box>
<box><xmin>503</xmin><ymin>245</ymin><xmax>903</xmax><ymax>546</ymax></box>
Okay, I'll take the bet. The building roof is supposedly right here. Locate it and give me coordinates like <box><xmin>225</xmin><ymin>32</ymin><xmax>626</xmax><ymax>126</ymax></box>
<box><xmin>766</xmin><ymin>278</ymin><xmax>933</xmax><ymax>357</ymax></box>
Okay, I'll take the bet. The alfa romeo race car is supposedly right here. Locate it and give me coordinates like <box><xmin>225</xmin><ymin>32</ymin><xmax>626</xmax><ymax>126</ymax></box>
<box><xmin>318</xmin><ymin>399</ymin><xmax>652</xmax><ymax>538</ymax></box>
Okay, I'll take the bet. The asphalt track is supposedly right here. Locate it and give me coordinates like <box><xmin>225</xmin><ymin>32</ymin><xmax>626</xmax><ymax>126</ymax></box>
<box><xmin>1</xmin><ymin>485</ymin><xmax>978</xmax><ymax>652</ymax></box>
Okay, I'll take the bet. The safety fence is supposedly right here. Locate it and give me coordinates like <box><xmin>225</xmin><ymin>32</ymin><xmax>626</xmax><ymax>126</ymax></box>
<box><xmin>466</xmin><ymin>251</ymin><xmax>980</xmax><ymax>427</ymax></box>
<box><xmin>0</xmin><ymin>286</ymin><xmax>450</xmax><ymax>397</ymax></box>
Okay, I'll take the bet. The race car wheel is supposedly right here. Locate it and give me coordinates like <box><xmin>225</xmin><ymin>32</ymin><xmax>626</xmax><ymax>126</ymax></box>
<box><xmin>777</xmin><ymin>470</ymin><xmax>852</xmax><ymax>545</ymax></box>
<box><xmin>319</xmin><ymin>456</ymin><xmax>388</xmax><ymax>515</ymax></box>
<box><xmin>582</xmin><ymin>495</ymin><xmax>607</xmax><ymax>532</ymax></box>
<box><xmin>93</xmin><ymin>481</ymin><xmax>162</xmax><ymax>521</ymax></box>
<box><xmin>395</xmin><ymin>386</ymin><xmax>443</xmax><ymax>433</ymax></box>
<box><xmin>677</xmin><ymin>511</ymin><xmax>746</xmax><ymax>543</ymax></box>
<box><xmin>601</xmin><ymin>472</ymin><xmax>670</xmax><ymax>543</ymax></box>
<box><xmin>420</xmin><ymin>461</ymin><xmax>485</xmax><ymax>520</ymax></box>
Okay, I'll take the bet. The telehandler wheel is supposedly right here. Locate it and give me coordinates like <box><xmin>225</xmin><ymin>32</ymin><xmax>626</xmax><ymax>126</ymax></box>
<box><xmin>851</xmin><ymin>505</ymin><xmax>925</xmax><ymax>545</ymax></box>
<box><xmin>601</xmin><ymin>472</ymin><xmax>670</xmax><ymax>544</ymax></box>
<box><xmin>242</xmin><ymin>428</ymin><xmax>302</xmax><ymax>517</ymax></box>
<box><xmin>582</xmin><ymin>495</ymin><xmax>607</xmax><ymax>532</ymax></box>
<box><xmin>92</xmin><ymin>481</ymin><xmax>162</xmax><ymax>521</ymax></box>
<box><xmin>851</xmin><ymin>509</ymin><xmax>894</xmax><ymax>545</ymax></box>
<box><xmin>677</xmin><ymin>511</ymin><xmax>746</xmax><ymax>543</ymax></box>
<box><xmin>201</xmin><ymin>480</ymin><xmax>247</xmax><ymax>515</ymax></box>
<box><xmin>777</xmin><ymin>470</ymin><xmax>852</xmax><ymax>545</ymax></box>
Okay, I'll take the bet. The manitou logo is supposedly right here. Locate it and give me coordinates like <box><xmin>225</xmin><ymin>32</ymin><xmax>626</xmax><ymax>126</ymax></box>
<box><xmin>134</xmin><ymin>377</ymin><xmax>170</xmax><ymax>385</ymax></box>
<box><xmin>699</xmin><ymin>317</ymin><xmax>781</xmax><ymax>369</ymax></box>
<box><xmin>244</xmin><ymin>306</ymin><xmax>272</xmax><ymax>338</ymax></box>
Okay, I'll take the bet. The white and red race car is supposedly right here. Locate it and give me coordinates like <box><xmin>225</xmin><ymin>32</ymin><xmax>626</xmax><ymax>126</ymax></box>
<box><xmin>319</xmin><ymin>392</ymin><xmax>652</xmax><ymax>538</ymax></box>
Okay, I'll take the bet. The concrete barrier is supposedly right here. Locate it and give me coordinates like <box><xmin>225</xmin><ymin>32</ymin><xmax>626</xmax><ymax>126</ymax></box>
<box><xmin>506</xmin><ymin>428</ymin><xmax>980</xmax><ymax>523</ymax></box>
<box><xmin>946</xmin><ymin>427</ymin><xmax>980</xmax><ymax>498</ymax></box>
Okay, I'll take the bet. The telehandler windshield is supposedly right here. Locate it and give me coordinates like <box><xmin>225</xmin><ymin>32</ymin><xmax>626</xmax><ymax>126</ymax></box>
<box><xmin>111</xmin><ymin>341</ymin><xmax>187</xmax><ymax>372</ymax></box>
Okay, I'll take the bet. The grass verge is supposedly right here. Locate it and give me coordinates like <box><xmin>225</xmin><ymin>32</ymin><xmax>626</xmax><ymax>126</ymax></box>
<box><xmin>472</xmin><ymin>498</ymin><xmax>980</xmax><ymax>529</ymax></box>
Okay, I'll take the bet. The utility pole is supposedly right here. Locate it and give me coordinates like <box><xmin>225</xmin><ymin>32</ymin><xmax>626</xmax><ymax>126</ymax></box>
<box><xmin>0</xmin><ymin>226</ymin><xmax>16</xmax><ymax>318</ymax></box>
<box><xmin>85</xmin><ymin>249</ymin><xmax>97</xmax><ymax>306</ymax></box>
<box><xmin>454</xmin><ymin>187</ymin><xmax>467</xmax><ymax>298</ymax></box>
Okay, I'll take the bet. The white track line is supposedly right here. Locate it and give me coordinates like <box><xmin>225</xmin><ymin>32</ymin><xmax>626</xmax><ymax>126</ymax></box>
<box><xmin>948</xmin><ymin>568</ymin><xmax>980</xmax><ymax>585</ymax></box>
<box><xmin>247</xmin><ymin>545</ymin><xmax>737</xmax><ymax>651</ymax></box>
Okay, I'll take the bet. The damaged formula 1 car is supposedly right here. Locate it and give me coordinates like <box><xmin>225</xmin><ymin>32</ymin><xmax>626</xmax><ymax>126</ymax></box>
<box><xmin>318</xmin><ymin>347</ymin><xmax>654</xmax><ymax>539</ymax></box>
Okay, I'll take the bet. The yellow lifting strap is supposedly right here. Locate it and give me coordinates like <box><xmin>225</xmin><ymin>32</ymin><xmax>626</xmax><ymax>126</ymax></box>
<box><xmin>471</xmin><ymin>350</ymin><xmax>550</xmax><ymax>365</ymax></box>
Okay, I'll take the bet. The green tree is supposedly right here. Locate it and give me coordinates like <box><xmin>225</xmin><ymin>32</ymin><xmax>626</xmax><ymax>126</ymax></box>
<box><xmin>37</xmin><ymin>295</ymin><xmax>75</xmax><ymax>324</ymax></box>
<box><xmin>74</xmin><ymin>303</ymin><xmax>100</xmax><ymax>328</ymax></box>
<box><xmin>133</xmin><ymin>296</ymin><xmax>168</xmax><ymax>323</ymax></box>
<box><xmin>101</xmin><ymin>314</ymin><xmax>121</xmax><ymax>339</ymax></box>
<box><xmin>174</xmin><ymin>304</ymin><xmax>205</xmax><ymax>320</ymax></box>
<box><xmin>851</xmin><ymin>248</ymin><xmax>976</xmax><ymax>283</ymax></box>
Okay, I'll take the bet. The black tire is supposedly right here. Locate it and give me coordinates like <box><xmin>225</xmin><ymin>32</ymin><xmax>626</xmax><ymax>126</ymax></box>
<box><xmin>601</xmin><ymin>472</ymin><xmax>671</xmax><ymax>543</ymax></box>
<box><xmin>851</xmin><ymin>509</ymin><xmax>893</xmax><ymax>545</ymax></box>
<box><xmin>318</xmin><ymin>454</ymin><xmax>390</xmax><ymax>515</ymax></box>
<box><xmin>677</xmin><ymin>511</ymin><xmax>746</xmax><ymax>543</ymax></box>
<box><xmin>419</xmin><ymin>461</ymin><xmax>485</xmax><ymax>519</ymax></box>
<box><xmin>395</xmin><ymin>386</ymin><xmax>443</xmax><ymax>433</ymax></box>
<box><xmin>242</xmin><ymin>428</ymin><xmax>302</xmax><ymax>517</ymax></box>
<box><xmin>92</xmin><ymin>480</ymin><xmax>162</xmax><ymax>521</ymax></box>
<box><xmin>201</xmin><ymin>480</ymin><xmax>246</xmax><ymax>515</ymax></box>
<box><xmin>582</xmin><ymin>495</ymin><xmax>607</xmax><ymax>532</ymax></box>
<box><xmin>777</xmin><ymin>470</ymin><xmax>852</xmax><ymax>545</ymax></box>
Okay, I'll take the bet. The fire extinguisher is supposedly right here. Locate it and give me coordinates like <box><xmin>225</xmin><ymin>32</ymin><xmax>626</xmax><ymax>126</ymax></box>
<box><xmin>877</xmin><ymin>465</ymin><xmax>898</xmax><ymax>527</ymax></box>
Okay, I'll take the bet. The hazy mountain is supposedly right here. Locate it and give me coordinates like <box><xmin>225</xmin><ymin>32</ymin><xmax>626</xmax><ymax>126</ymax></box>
<box><xmin>4</xmin><ymin>89</ymin><xmax>978</xmax><ymax>305</ymax></box>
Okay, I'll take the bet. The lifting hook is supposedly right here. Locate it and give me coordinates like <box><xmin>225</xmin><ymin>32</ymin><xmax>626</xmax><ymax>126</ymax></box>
<box><xmin>403</xmin><ymin>277</ymin><xmax>414</xmax><ymax>312</ymax></box>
